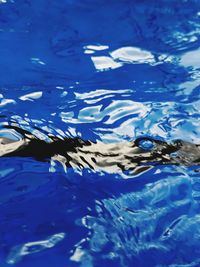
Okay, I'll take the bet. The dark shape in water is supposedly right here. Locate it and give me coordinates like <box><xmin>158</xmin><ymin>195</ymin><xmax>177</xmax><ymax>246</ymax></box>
<box><xmin>0</xmin><ymin>126</ymin><xmax>200</xmax><ymax>176</ymax></box>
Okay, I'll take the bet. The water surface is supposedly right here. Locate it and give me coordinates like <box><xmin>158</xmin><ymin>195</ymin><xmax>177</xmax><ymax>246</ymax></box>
<box><xmin>0</xmin><ymin>0</ymin><xmax>200</xmax><ymax>266</ymax></box>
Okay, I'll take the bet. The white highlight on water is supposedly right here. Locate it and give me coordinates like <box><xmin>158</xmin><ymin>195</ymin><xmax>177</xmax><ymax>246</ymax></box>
<box><xmin>7</xmin><ymin>232</ymin><xmax>66</xmax><ymax>265</ymax></box>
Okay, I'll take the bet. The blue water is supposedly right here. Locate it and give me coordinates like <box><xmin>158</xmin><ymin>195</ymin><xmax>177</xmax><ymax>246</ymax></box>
<box><xmin>0</xmin><ymin>0</ymin><xmax>200</xmax><ymax>266</ymax></box>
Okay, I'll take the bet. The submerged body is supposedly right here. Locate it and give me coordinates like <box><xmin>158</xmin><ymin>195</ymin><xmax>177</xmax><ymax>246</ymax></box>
<box><xmin>0</xmin><ymin>126</ymin><xmax>200</xmax><ymax>175</ymax></box>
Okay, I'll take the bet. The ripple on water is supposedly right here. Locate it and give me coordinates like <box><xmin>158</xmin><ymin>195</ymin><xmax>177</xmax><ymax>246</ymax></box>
<box><xmin>74</xmin><ymin>167</ymin><xmax>196</xmax><ymax>266</ymax></box>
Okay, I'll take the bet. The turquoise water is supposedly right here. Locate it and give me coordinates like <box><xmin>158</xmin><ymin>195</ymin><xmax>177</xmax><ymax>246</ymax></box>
<box><xmin>0</xmin><ymin>0</ymin><xmax>200</xmax><ymax>266</ymax></box>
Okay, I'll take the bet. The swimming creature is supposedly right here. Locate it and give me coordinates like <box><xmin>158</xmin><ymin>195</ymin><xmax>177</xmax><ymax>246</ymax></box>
<box><xmin>0</xmin><ymin>125</ymin><xmax>200</xmax><ymax>175</ymax></box>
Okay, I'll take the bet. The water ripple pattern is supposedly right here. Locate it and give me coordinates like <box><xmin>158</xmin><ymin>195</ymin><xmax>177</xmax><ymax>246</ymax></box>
<box><xmin>0</xmin><ymin>0</ymin><xmax>200</xmax><ymax>266</ymax></box>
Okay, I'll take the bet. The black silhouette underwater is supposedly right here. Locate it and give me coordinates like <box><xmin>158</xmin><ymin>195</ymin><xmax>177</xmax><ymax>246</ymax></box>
<box><xmin>0</xmin><ymin>125</ymin><xmax>200</xmax><ymax>176</ymax></box>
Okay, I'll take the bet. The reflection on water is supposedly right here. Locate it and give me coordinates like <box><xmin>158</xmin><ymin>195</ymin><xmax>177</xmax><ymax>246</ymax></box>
<box><xmin>7</xmin><ymin>232</ymin><xmax>66</xmax><ymax>265</ymax></box>
<box><xmin>0</xmin><ymin>0</ymin><xmax>200</xmax><ymax>266</ymax></box>
<box><xmin>90</xmin><ymin>46</ymin><xmax>155</xmax><ymax>71</ymax></box>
